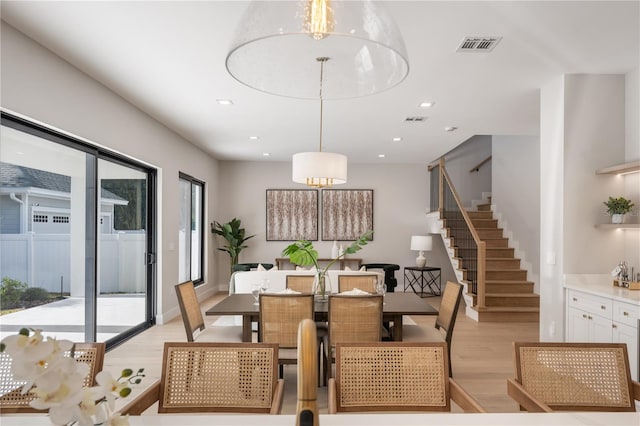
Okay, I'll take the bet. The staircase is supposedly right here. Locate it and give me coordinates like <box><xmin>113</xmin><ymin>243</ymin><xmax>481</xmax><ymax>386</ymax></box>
<box><xmin>444</xmin><ymin>201</ymin><xmax>539</xmax><ymax>322</ymax></box>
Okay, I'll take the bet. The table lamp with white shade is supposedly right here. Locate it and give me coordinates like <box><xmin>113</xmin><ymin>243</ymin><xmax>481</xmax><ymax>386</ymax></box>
<box><xmin>410</xmin><ymin>235</ymin><xmax>432</xmax><ymax>268</ymax></box>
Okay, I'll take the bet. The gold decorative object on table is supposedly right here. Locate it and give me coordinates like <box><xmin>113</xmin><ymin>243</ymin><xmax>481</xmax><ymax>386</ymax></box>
<box><xmin>612</xmin><ymin>279</ymin><xmax>640</xmax><ymax>290</ymax></box>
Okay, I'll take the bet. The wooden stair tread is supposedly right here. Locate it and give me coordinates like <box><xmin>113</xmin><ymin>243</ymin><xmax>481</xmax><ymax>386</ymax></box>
<box><xmin>486</xmin><ymin>279</ymin><xmax>534</xmax><ymax>284</ymax></box>
<box><xmin>485</xmin><ymin>268</ymin><xmax>527</xmax><ymax>272</ymax></box>
<box><xmin>485</xmin><ymin>293</ymin><xmax>539</xmax><ymax>298</ymax></box>
<box><xmin>471</xmin><ymin>306</ymin><xmax>539</xmax><ymax>313</ymax></box>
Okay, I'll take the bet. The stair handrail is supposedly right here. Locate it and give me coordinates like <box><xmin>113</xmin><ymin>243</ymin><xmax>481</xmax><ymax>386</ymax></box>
<box><xmin>469</xmin><ymin>156</ymin><xmax>492</xmax><ymax>173</ymax></box>
<box><xmin>438</xmin><ymin>158</ymin><xmax>487</xmax><ymax>308</ymax></box>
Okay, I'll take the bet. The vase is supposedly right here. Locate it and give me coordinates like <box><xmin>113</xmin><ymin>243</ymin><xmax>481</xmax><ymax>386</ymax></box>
<box><xmin>612</xmin><ymin>214</ymin><xmax>624</xmax><ymax>224</ymax></box>
<box><xmin>331</xmin><ymin>240</ymin><xmax>339</xmax><ymax>258</ymax></box>
<box><xmin>313</xmin><ymin>272</ymin><xmax>332</xmax><ymax>302</ymax></box>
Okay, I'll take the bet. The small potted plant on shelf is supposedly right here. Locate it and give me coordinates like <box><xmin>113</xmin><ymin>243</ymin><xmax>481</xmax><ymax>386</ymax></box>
<box><xmin>281</xmin><ymin>230</ymin><xmax>373</xmax><ymax>301</ymax></box>
<box><xmin>603</xmin><ymin>196</ymin><xmax>634</xmax><ymax>224</ymax></box>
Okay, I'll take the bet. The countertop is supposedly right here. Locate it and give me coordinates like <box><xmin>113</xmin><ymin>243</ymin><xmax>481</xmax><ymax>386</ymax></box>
<box><xmin>564</xmin><ymin>274</ymin><xmax>640</xmax><ymax>306</ymax></box>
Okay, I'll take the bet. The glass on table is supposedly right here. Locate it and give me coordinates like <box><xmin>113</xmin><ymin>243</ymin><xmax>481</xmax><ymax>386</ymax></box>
<box><xmin>376</xmin><ymin>280</ymin><xmax>387</xmax><ymax>303</ymax></box>
<box><xmin>251</xmin><ymin>283</ymin><xmax>261</xmax><ymax>305</ymax></box>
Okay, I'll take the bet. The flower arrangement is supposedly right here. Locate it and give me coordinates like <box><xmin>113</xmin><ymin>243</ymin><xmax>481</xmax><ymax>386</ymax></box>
<box><xmin>0</xmin><ymin>328</ymin><xmax>143</xmax><ymax>426</ymax></box>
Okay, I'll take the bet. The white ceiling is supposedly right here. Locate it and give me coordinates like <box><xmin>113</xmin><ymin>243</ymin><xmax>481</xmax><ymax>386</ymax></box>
<box><xmin>1</xmin><ymin>1</ymin><xmax>638</xmax><ymax>165</ymax></box>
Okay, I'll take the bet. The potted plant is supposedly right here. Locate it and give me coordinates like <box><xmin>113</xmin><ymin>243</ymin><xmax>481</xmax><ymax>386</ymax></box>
<box><xmin>211</xmin><ymin>218</ymin><xmax>255</xmax><ymax>273</ymax></box>
<box><xmin>281</xmin><ymin>230</ymin><xmax>373</xmax><ymax>301</ymax></box>
<box><xmin>603</xmin><ymin>196</ymin><xmax>634</xmax><ymax>224</ymax></box>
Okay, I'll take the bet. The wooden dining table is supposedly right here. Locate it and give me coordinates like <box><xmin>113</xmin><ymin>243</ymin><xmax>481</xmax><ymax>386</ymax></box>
<box><xmin>205</xmin><ymin>292</ymin><xmax>438</xmax><ymax>342</ymax></box>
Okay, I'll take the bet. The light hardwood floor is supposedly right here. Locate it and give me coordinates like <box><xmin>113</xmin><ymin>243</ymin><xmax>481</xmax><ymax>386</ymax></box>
<box><xmin>105</xmin><ymin>292</ymin><xmax>539</xmax><ymax>414</ymax></box>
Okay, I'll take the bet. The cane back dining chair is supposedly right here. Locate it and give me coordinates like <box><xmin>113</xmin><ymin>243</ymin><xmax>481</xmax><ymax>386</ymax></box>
<box><xmin>120</xmin><ymin>342</ymin><xmax>284</xmax><ymax>415</ymax></box>
<box><xmin>0</xmin><ymin>342</ymin><xmax>105</xmax><ymax>413</ymax></box>
<box><xmin>507</xmin><ymin>342</ymin><xmax>640</xmax><ymax>412</ymax></box>
<box><xmin>324</xmin><ymin>294</ymin><xmax>383</xmax><ymax>383</ymax></box>
<box><xmin>402</xmin><ymin>280</ymin><xmax>463</xmax><ymax>376</ymax></box>
<box><xmin>337</xmin><ymin>274</ymin><xmax>379</xmax><ymax>293</ymax></box>
<box><xmin>286</xmin><ymin>275</ymin><xmax>314</xmax><ymax>293</ymax></box>
<box><xmin>328</xmin><ymin>342</ymin><xmax>486</xmax><ymax>413</ymax></box>
<box><xmin>259</xmin><ymin>293</ymin><xmax>314</xmax><ymax>378</ymax></box>
<box><xmin>175</xmin><ymin>281</ymin><xmax>242</xmax><ymax>342</ymax></box>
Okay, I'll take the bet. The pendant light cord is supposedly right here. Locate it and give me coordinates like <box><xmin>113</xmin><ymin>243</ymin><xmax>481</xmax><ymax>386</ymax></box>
<box><xmin>317</xmin><ymin>57</ymin><xmax>329</xmax><ymax>153</ymax></box>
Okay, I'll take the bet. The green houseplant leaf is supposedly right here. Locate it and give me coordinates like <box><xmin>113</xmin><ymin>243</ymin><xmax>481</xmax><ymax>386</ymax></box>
<box><xmin>603</xmin><ymin>196</ymin><xmax>634</xmax><ymax>215</ymax></box>
<box><xmin>211</xmin><ymin>218</ymin><xmax>255</xmax><ymax>273</ymax></box>
<box><xmin>281</xmin><ymin>230</ymin><xmax>373</xmax><ymax>275</ymax></box>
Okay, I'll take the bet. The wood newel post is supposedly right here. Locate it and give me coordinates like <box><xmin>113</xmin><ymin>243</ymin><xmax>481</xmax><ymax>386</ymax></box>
<box><xmin>477</xmin><ymin>241</ymin><xmax>486</xmax><ymax>309</ymax></box>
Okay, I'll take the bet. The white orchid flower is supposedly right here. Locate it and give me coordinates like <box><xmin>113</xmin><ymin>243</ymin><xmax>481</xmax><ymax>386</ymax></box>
<box><xmin>96</xmin><ymin>370</ymin><xmax>128</xmax><ymax>409</ymax></box>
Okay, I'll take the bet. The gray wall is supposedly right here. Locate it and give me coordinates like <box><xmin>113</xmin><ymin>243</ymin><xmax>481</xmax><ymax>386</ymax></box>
<box><xmin>1</xmin><ymin>22</ymin><xmax>221</xmax><ymax>323</ymax></box>
<box><xmin>443</xmin><ymin>135</ymin><xmax>492</xmax><ymax>207</ymax></box>
<box><xmin>215</xmin><ymin>161</ymin><xmax>458</xmax><ymax>289</ymax></box>
<box><xmin>492</xmin><ymin>135</ymin><xmax>540</xmax><ymax>292</ymax></box>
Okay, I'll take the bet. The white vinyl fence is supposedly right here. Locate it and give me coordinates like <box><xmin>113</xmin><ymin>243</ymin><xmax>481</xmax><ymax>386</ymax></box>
<box><xmin>0</xmin><ymin>233</ymin><xmax>145</xmax><ymax>294</ymax></box>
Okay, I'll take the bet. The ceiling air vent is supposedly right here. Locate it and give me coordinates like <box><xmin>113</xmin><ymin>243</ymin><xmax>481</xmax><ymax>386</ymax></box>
<box><xmin>457</xmin><ymin>36</ymin><xmax>502</xmax><ymax>52</ymax></box>
<box><xmin>405</xmin><ymin>116</ymin><xmax>426</xmax><ymax>122</ymax></box>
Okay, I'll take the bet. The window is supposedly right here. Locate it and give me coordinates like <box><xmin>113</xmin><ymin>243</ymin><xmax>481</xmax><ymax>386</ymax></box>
<box><xmin>52</xmin><ymin>215</ymin><xmax>69</xmax><ymax>223</ymax></box>
<box><xmin>33</xmin><ymin>214</ymin><xmax>48</xmax><ymax>223</ymax></box>
<box><xmin>2</xmin><ymin>111</ymin><xmax>156</xmax><ymax>349</ymax></box>
<box><xmin>178</xmin><ymin>173</ymin><xmax>204</xmax><ymax>284</ymax></box>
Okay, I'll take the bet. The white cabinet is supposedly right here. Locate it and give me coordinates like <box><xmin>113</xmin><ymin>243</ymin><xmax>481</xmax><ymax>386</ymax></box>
<box><xmin>566</xmin><ymin>289</ymin><xmax>639</xmax><ymax>381</ymax></box>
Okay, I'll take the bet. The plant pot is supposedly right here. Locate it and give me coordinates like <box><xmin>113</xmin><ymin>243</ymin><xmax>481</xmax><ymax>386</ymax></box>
<box><xmin>313</xmin><ymin>272</ymin><xmax>332</xmax><ymax>302</ymax></box>
<box><xmin>611</xmin><ymin>214</ymin><xmax>624</xmax><ymax>224</ymax></box>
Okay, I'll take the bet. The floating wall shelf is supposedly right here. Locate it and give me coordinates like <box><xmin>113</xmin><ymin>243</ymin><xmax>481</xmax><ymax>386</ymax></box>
<box><xmin>595</xmin><ymin>160</ymin><xmax>640</xmax><ymax>175</ymax></box>
<box><xmin>594</xmin><ymin>223</ymin><xmax>640</xmax><ymax>229</ymax></box>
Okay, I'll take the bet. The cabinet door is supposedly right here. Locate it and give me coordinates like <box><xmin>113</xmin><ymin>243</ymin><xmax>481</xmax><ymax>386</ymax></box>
<box><xmin>591</xmin><ymin>314</ymin><xmax>613</xmax><ymax>343</ymax></box>
<box><xmin>567</xmin><ymin>307</ymin><xmax>590</xmax><ymax>342</ymax></box>
<box><xmin>613</xmin><ymin>322</ymin><xmax>639</xmax><ymax>381</ymax></box>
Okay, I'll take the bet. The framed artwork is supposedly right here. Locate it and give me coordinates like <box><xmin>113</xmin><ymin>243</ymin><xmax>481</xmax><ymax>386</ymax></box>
<box><xmin>322</xmin><ymin>189</ymin><xmax>373</xmax><ymax>241</ymax></box>
<box><xmin>266</xmin><ymin>189</ymin><xmax>318</xmax><ymax>241</ymax></box>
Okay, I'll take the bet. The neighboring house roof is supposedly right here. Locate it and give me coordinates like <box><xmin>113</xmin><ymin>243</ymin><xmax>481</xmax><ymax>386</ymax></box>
<box><xmin>0</xmin><ymin>162</ymin><xmax>127</xmax><ymax>203</ymax></box>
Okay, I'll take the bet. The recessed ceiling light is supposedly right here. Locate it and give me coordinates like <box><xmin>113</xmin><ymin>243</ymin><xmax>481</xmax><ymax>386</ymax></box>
<box><xmin>378</xmin><ymin>154</ymin><xmax>385</xmax><ymax>158</ymax></box>
<box><xmin>262</xmin><ymin>152</ymin><xmax>270</xmax><ymax>156</ymax></box>
<box><xmin>392</xmin><ymin>137</ymin><xmax>402</xmax><ymax>142</ymax></box>
<box><xmin>419</xmin><ymin>101</ymin><xmax>434</xmax><ymax>108</ymax></box>
<box><xmin>216</xmin><ymin>99</ymin><xmax>233</xmax><ymax>105</ymax></box>
<box><xmin>249</xmin><ymin>136</ymin><xmax>259</xmax><ymax>140</ymax></box>
<box><xmin>444</xmin><ymin>126</ymin><xmax>458</xmax><ymax>132</ymax></box>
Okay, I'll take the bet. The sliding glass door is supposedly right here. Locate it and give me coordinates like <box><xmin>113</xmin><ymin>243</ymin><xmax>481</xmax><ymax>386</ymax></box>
<box><xmin>0</xmin><ymin>113</ymin><xmax>155</xmax><ymax>347</ymax></box>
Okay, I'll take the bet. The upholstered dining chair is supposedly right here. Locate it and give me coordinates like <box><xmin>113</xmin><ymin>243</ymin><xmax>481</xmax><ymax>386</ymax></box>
<box><xmin>507</xmin><ymin>342</ymin><xmax>640</xmax><ymax>412</ymax></box>
<box><xmin>402</xmin><ymin>280</ymin><xmax>463</xmax><ymax>376</ymax></box>
<box><xmin>120</xmin><ymin>342</ymin><xmax>284</xmax><ymax>415</ymax></box>
<box><xmin>286</xmin><ymin>274</ymin><xmax>314</xmax><ymax>293</ymax></box>
<box><xmin>328</xmin><ymin>342</ymin><xmax>486</xmax><ymax>413</ymax></box>
<box><xmin>324</xmin><ymin>294</ymin><xmax>383</xmax><ymax>383</ymax></box>
<box><xmin>0</xmin><ymin>342</ymin><xmax>105</xmax><ymax>413</ymax></box>
<box><xmin>175</xmin><ymin>281</ymin><xmax>242</xmax><ymax>342</ymax></box>
<box><xmin>337</xmin><ymin>274</ymin><xmax>378</xmax><ymax>293</ymax></box>
<box><xmin>259</xmin><ymin>293</ymin><xmax>314</xmax><ymax>378</ymax></box>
